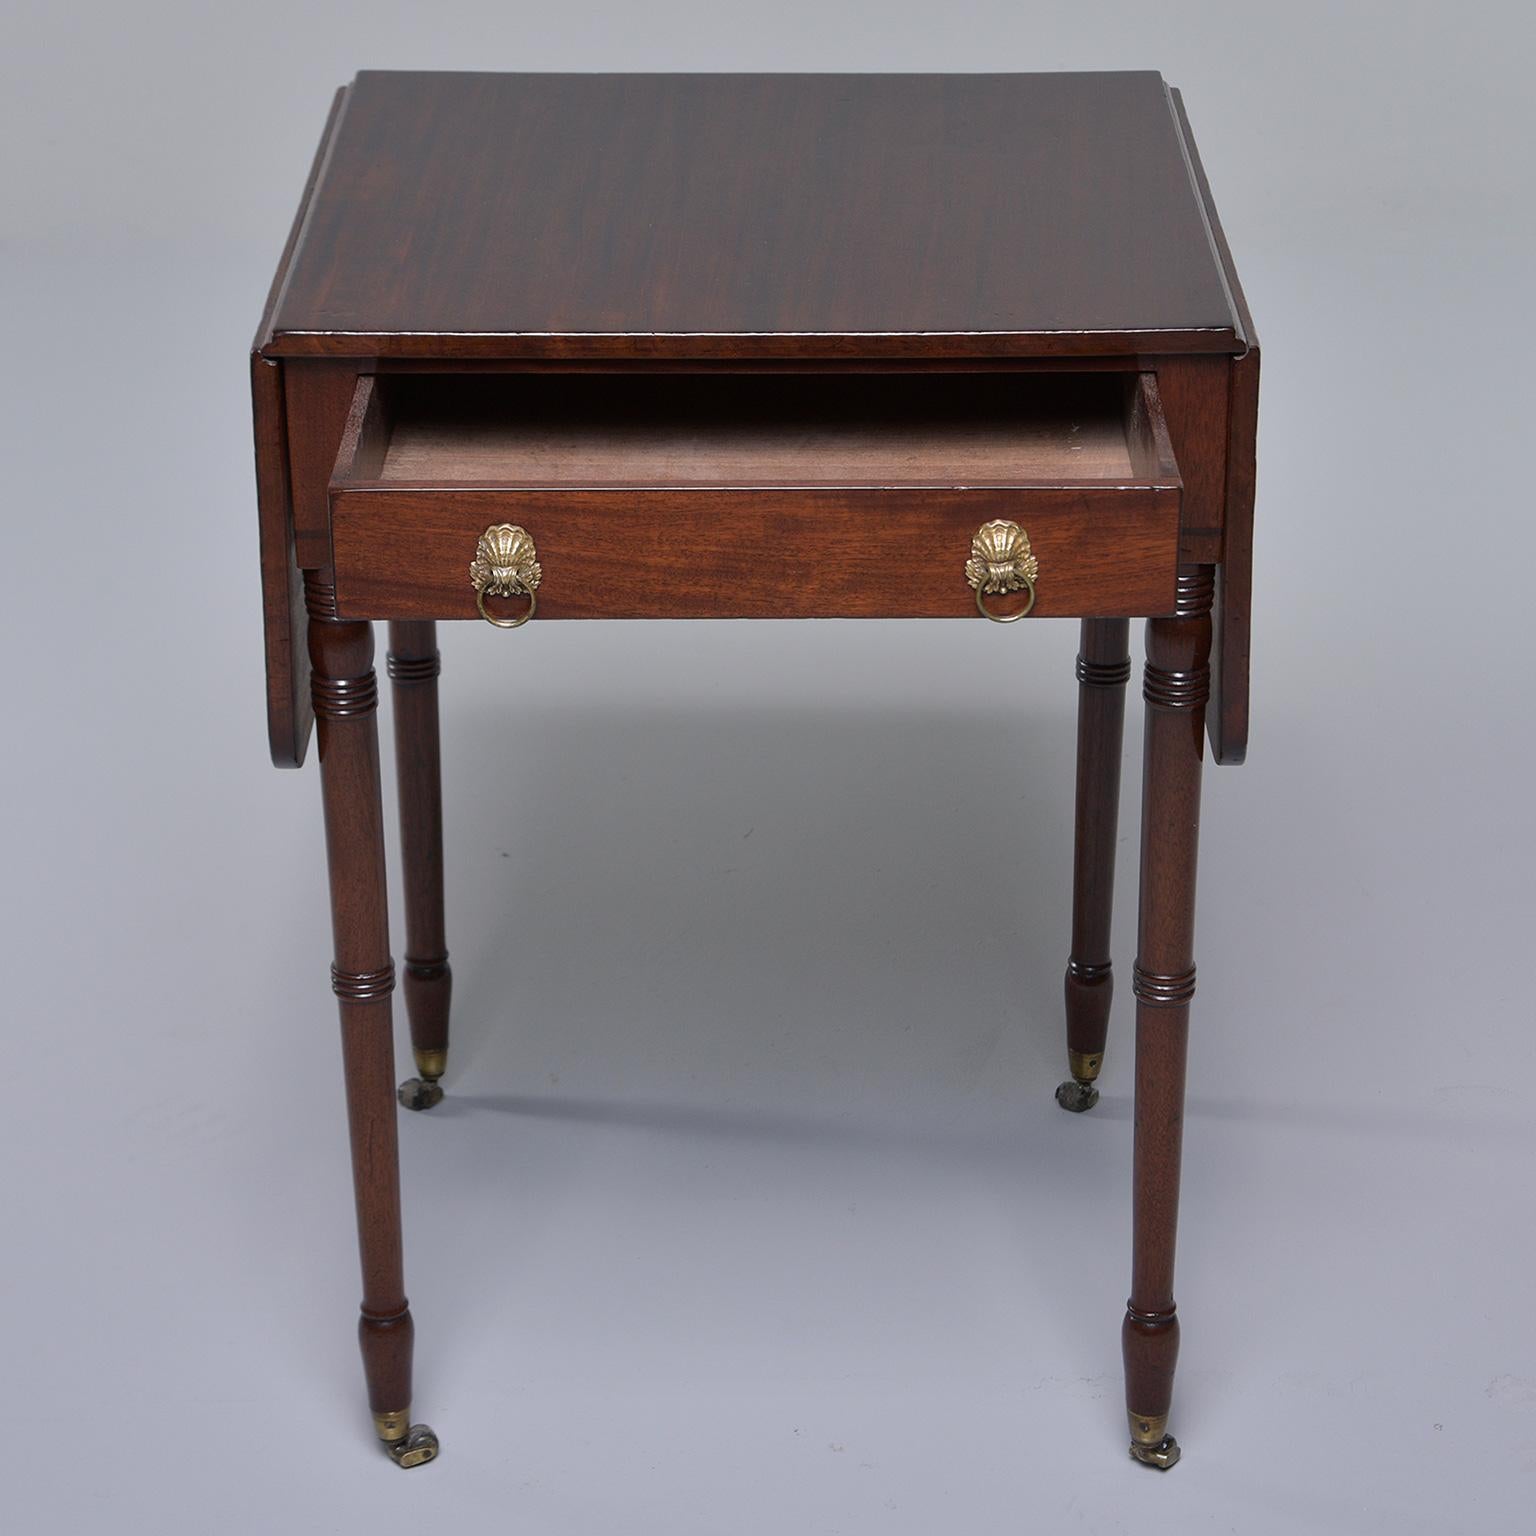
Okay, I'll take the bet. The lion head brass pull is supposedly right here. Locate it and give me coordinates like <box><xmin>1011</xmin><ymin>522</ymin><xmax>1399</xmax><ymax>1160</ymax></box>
<box><xmin>965</xmin><ymin>519</ymin><xmax>1038</xmax><ymax>623</ymax></box>
<box><xmin>470</xmin><ymin>524</ymin><xmax>542</xmax><ymax>628</ymax></box>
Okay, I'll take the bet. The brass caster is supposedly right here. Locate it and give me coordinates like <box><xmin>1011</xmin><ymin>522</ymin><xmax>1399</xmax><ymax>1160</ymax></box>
<box><xmin>376</xmin><ymin>1419</ymin><xmax>439</xmax><ymax>1468</ymax></box>
<box><xmin>374</xmin><ymin>1410</ymin><xmax>440</xmax><ymax>1468</ymax></box>
<box><xmin>1055</xmin><ymin>1079</ymin><xmax>1100</xmax><ymax>1113</ymax></box>
<box><xmin>398</xmin><ymin>1077</ymin><xmax>444</xmax><ymax>1111</ymax></box>
<box><xmin>1128</xmin><ymin>1434</ymin><xmax>1181</xmax><ymax>1470</ymax></box>
<box><xmin>385</xmin><ymin>1424</ymin><xmax>440</xmax><ymax>1468</ymax></box>
<box><xmin>1128</xmin><ymin>1412</ymin><xmax>1180</xmax><ymax>1469</ymax></box>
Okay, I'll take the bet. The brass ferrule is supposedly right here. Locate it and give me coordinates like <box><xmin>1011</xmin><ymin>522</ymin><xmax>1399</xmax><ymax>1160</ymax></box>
<box><xmin>1127</xmin><ymin>1411</ymin><xmax>1181</xmax><ymax>1469</ymax></box>
<box><xmin>373</xmin><ymin>1409</ymin><xmax>411</xmax><ymax>1444</ymax></box>
<box><xmin>1068</xmin><ymin>1049</ymin><xmax>1103</xmax><ymax>1084</ymax></box>
<box><xmin>414</xmin><ymin>1048</ymin><xmax>447</xmax><ymax>1082</ymax></box>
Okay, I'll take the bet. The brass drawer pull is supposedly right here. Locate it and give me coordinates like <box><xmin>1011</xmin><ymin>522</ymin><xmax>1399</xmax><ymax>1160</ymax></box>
<box><xmin>965</xmin><ymin>519</ymin><xmax>1038</xmax><ymax>622</ymax></box>
<box><xmin>470</xmin><ymin>524</ymin><xmax>542</xmax><ymax>628</ymax></box>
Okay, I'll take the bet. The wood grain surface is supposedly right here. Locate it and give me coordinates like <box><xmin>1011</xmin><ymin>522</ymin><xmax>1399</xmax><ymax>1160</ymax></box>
<box><xmin>265</xmin><ymin>72</ymin><xmax>1248</xmax><ymax>361</ymax></box>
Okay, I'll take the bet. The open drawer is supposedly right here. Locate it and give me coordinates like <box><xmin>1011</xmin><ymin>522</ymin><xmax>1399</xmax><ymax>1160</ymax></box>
<box><xmin>328</xmin><ymin>371</ymin><xmax>1183</xmax><ymax>622</ymax></box>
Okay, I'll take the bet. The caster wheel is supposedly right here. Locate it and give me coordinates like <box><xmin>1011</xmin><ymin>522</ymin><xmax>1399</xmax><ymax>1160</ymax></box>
<box><xmin>398</xmin><ymin>1077</ymin><xmax>444</xmax><ymax>1111</ymax></box>
<box><xmin>1128</xmin><ymin>1433</ymin><xmax>1181</xmax><ymax>1470</ymax></box>
<box><xmin>1055</xmin><ymin>1079</ymin><xmax>1100</xmax><ymax>1113</ymax></box>
<box><xmin>386</xmin><ymin>1424</ymin><xmax>440</xmax><ymax>1468</ymax></box>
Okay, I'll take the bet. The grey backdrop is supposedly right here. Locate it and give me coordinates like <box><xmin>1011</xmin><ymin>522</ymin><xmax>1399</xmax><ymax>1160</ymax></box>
<box><xmin>4</xmin><ymin>3</ymin><xmax>1533</xmax><ymax>1532</ymax></box>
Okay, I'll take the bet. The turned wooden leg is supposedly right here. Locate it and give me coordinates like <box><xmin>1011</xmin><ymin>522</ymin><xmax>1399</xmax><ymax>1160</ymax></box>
<box><xmin>387</xmin><ymin>621</ymin><xmax>453</xmax><ymax>1112</ymax></box>
<box><xmin>308</xmin><ymin>582</ymin><xmax>438</xmax><ymax>1468</ymax></box>
<box><xmin>1057</xmin><ymin>619</ymin><xmax>1131</xmax><ymax>1113</ymax></box>
<box><xmin>1122</xmin><ymin>568</ymin><xmax>1212</xmax><ymax>1471</ymax></box>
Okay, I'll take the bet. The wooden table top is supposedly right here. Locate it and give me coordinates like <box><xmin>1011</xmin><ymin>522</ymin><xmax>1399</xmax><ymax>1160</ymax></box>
<box><xmin>263</xmin><ymin>70</ymin><xmax>1250</xmax><ymax>362</ymax></box>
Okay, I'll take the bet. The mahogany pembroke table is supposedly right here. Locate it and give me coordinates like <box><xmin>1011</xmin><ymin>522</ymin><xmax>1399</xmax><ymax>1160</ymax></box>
<box><xmin>251</xmin><ymin>70</ymin><xmax>1259</xmax><ymax>1471</ymax></box>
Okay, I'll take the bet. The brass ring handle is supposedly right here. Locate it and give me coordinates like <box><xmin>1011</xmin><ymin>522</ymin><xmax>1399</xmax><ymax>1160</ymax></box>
<box><xmin>476</xmin><ymin>585</ymin><xmax>538</xmax><ymax>629</ymax></box>
<box><xmin>470</xmin><ymin>524</ymin><xmax>542</xmax><ymax>630</ymax></box>
<box><xmin>974</xmin><ymin>578</ymin><xmax>1035</xmax><ymax>623</ymax></box>
<box><xmin>965</xmin><ymin>519</ymin><xmax>1039</xmax><ymax>624</ymax></box>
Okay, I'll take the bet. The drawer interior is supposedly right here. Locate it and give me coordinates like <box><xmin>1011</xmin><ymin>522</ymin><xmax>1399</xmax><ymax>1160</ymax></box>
<box><xmin>336</xmin><ymin>371</ymin><xmax>1177</xmax><ymax>490</ymax></box>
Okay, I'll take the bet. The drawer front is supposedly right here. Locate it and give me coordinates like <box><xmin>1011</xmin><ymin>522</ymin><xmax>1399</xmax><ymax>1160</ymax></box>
<box><xmin>328</xmin><ymin>485</ymin><xmax>1181</xmax><ymax>621</ymax></box>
